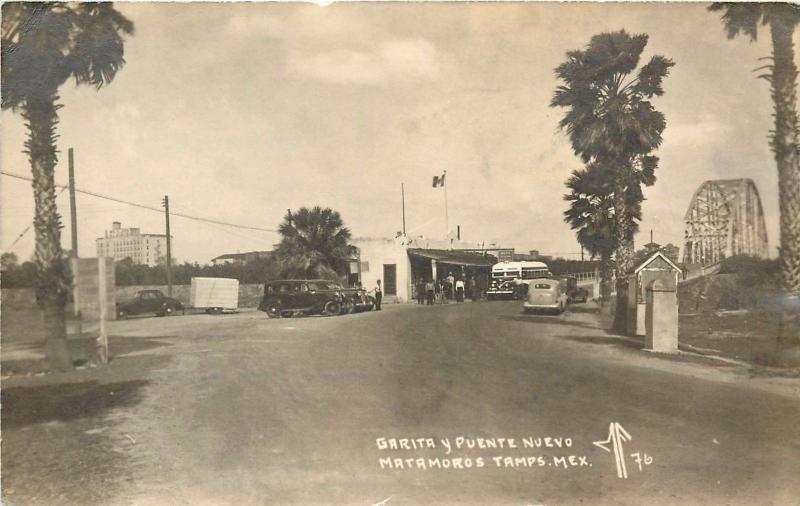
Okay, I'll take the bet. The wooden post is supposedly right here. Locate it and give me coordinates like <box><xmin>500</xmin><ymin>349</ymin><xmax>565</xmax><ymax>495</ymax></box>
<box><xmin>163</xmin><ymin>195</ymin><xmax>173</xmax><ymax>297</ymax></box>
<box><xmin>401</xmin><ymin>183</ymin><xmax>406</xmax><ymax>236</ymax></box>
<box><xmin>68</xmin><ymin>148</ymin><xmax>78</xmax><ymax>258</ymax></box>
<box><xmin>97</xmin><ymin>257</ymin><xmax>109</xmax><ymax>364</ymax></box>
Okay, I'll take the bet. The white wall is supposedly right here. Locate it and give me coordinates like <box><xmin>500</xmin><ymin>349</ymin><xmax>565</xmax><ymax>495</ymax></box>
<box><xmin>353</xmin><ymin>237</ymin><xmax>412</xmax><ymax>302</ymax></box>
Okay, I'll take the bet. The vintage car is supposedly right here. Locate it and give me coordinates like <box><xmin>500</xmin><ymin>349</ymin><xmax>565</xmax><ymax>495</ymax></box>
<box><xmin>341</xmin><ymin>287</ymin><xmax>376</xmax><ymax>313</ymax></box>
<box><xmin>117</xmin><ymin>289</ymin><xmax>184</xmax><ymax>319</ymax></box>
<box><xmin>523</xmin><ymin>278</ymin><xmax>568</xmax><ymax>314</ymax></box>
<box><xmin>258</xmin><ymin>279</ymin><xmax>352</xmax><ymax>318</ymax></box>
<box><xmin>564</xmin><ymin>276</ymin><xmax>589</xmax><ymax>303</ymax></box>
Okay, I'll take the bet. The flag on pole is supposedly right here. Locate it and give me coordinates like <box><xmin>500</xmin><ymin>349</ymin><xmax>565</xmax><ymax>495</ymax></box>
<box><xmin>432</xmin><ymin>172</ymin><xmax>446</xmax><ymax>188</ymax></box>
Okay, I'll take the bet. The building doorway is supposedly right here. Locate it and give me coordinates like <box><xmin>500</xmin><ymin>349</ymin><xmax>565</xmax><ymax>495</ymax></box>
<box><xmin>383</xmin><ymin>264</ymin><xmax>397</xmax><ymax>295</ymax></box>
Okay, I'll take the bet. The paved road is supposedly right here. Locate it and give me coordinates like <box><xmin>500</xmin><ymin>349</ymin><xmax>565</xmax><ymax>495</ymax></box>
<box><xmin>3</xmin><ymin>301</ymin><xmax>800</xmax><ymax>505</ymax></box>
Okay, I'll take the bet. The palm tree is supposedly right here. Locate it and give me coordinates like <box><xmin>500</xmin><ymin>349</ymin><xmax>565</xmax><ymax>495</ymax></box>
<box><xmin>275</xmin><ymin>207</ymin><xmax>354</xmax><ymax>281</ymax></box>
<box><xmin>2</xmin><ymin>3</ymin><xmax>133</xmax><ymax>370</ymax></box>
<box><xmin>563</xmin><ymin>163</ymin><xmax>618</xmax><ymax>304</ymax></box>
<box><xmin>551</xmin><ymin>30</ymin><xmax>674</xmax><ymax>333</ymax></box>
<box><xmin>709</xmin><ymin>3</ymin><xmax>800</xmax><ymax>297</ymax></box>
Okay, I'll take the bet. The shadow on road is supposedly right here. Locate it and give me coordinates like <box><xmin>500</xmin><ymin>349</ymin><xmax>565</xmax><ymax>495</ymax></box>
<box><xmin>564</xmin><ymin>304</ymin><xmax>601</xmax><ymax>314</ymax></box>
<box><xmin>558</xmin><ymin>334</ymin><xmax>644</xmax><ymax>351</ymax></box>
<box><xmin>1</xmin><ymin>379</ymin><xmax>150</xmax><ymax>430</ymax></box>
<box><xmin>108</xmin><ymin>336</ymin><xmax>174</xmax><ymax>357</ymax></box>
<box><xmin>497</xmin><ymin>314</ymin><xmax>602</xmax><ymax>331</ymax></box>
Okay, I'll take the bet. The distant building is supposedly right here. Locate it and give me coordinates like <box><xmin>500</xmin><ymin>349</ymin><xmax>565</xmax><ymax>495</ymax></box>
<box><xmin>351</xmin><ymin>235</ymin><xmax>502</xmax><ymax>302</ymax></box>
<box><xmin>96</xmin><ymin>221</ymin><xmax>169</xmax><ymax>267</ymax></box>
<box><xmin>458</xmin><ymin>247</ymin><xmax>515</xmax><ymax>262</ymax></box>
<box><xmin>640</xmin><ymin>241</ymin><xmax>681</xmax><ymax>266</ymax></box>
<box><xmin>211</xmin><ymin>251</ymin><xmax>272</xmax><ymax>266</ymax></box>
<box><xmin>661</xmin><ymin>244</ymin><xmax>680</xmax><ymax>264</ymax></box>
<box><xmin>513</xmin><ymin>250</ymin><xmax>549</xmax><ymax>262</ymax></box>
<box><xmin>643</xmin><ymin>241</ymin><xmax>661</xmax><ymax>255</ymax></box>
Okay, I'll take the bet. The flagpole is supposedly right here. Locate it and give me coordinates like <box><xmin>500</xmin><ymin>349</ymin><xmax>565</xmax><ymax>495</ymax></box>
<box><xmin>401</xmin><ymin>182</ymin><xmax>406</xmax><ymax>236</ymax></box>
<box><xmin>443</xmin><ymin>170</ymin><xmax>449</xmax><ymax>237</ymax></box>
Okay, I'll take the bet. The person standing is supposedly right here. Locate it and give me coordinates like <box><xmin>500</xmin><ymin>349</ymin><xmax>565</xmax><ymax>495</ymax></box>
<box><xmin>373</xmin><ymin>279</ymin><xmax>382</xmax><ymax>310</ymax></box>
<box><xmin>416</xmin><ymin>278</ymin><xmax>425</xmax><ymax>304</ymax></box>
<box><xmin>446</xmin><ymin>272</ymin><xmax>455</xmax><ymax>300</ymax></box>
<box><xmin>425</xmin><ymin>279</ymin><xmax>435</xmax><ymax>305</ymax></box>
<box><xmin>455</xmin><ymin>278</ymin><xmax>465</xmax><ymax>302</ymax></box>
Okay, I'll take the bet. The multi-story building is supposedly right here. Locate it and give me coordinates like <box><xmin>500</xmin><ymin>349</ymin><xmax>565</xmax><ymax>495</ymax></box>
<box><xmin>96</xmin><ymin>221</ymin><xmax>170</xmax><ymax>267</ymax></box>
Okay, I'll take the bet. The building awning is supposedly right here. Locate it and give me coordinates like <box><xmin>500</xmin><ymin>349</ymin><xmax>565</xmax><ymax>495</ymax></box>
<box><xmin>408</xmin><ymin>248</ymin><xmax>495</xmax><ymax>268</ymax></box>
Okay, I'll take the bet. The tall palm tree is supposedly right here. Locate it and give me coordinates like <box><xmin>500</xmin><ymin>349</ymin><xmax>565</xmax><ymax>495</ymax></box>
<box><xmin>275</xmin><ymin>207</ymin><xmax>354</xmax><ymax>281</ymax></box>
<box><xmin>709</xmin><ymin>3</ymin><xmax>800</xmax><ymax>297</ymax></box>
<box><xmin>2</xmin><ymin>3</ymin><xmax>133</xmax><ymax>370</ymax></box>
<box><xmin>551</xmin><ymin>30</ymin><xmax>674</xmax><ymax>333</ymax></box>
<box><xmin>564</xmin><ymin>163</ymin><xmax>618</xmax><ymax>304</ymax></box>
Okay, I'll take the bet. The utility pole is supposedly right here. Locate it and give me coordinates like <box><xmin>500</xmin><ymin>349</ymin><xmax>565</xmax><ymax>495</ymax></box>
<box><xmin>68</xmin><ymin>148</ymin><xmax>78</xmax><ymax>258</ymax></box>
<box><xmin>401</xmin><ymin>183</ymin><xmax>406</xmax><ymax>236</ymax></box>
<box><xmin>162</xmin><ymin>195</ymin><xmax>172</xmax><ymax>297</ymax></box>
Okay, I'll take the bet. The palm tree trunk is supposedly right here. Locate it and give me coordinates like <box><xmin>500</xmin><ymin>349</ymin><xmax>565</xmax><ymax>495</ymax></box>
<box><xmin>770</xmin><ymin>15</ymin><xmax>800</xmax><ymax>298</ymax></box>
<box><xmin>600</xmin><ymin>253</ymin><xmax>613</xmax><ymax>304</ymax></box>
<box><xmin>612</xmin><ymin>176</ymin><xmax>635</xmax><ymax>334</ymax></box>
<box><xmin>23</xmin><ymin>92</ymin><xmax>72</xmax><ymax>371</ymax></box>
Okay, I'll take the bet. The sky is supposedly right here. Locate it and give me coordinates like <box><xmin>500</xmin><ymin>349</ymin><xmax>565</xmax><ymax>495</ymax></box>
<box><xmin>0</xmin><ymin>1</ymin><xmax>786</xmax><ymax>264</ymax></box>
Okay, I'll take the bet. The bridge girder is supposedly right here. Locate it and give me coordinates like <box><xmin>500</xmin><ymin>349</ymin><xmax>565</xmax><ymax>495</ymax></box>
<box><xmin>683</xmin><ymin>178</ymin><xmax>768</xmax><ymax>266</ymax></box>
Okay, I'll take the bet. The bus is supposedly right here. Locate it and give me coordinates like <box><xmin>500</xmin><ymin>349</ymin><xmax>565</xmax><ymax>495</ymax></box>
<box><xmin>487</xmin><ymin>261</ymin><xmax>552</xmax><ymax>300</ymax></box>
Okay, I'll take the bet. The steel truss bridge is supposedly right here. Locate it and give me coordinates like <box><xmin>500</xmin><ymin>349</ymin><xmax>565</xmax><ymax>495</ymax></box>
<box><xmin>683</xmin><ymin>178</ymin><xmax>768</xmax><ymax>265</ymax></box>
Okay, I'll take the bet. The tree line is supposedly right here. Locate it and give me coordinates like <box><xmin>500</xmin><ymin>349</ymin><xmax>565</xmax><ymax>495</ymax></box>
<box><xmin>1</xmin><ymin>206</ymin><xmax>355</xmax><ymax>289</ymax></box>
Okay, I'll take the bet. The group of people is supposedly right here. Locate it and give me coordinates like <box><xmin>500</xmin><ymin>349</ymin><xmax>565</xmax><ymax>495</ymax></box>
<box><xmin>415</xmin><ymin>272</ymin><xmax>477</xmax><ymax>305</ymax></box>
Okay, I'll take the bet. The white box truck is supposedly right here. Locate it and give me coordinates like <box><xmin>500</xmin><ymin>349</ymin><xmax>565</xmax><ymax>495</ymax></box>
<box><xmin>190</xmin><ymin>277</ymin><xmax>239</xmax><ymax>314</ymax></box>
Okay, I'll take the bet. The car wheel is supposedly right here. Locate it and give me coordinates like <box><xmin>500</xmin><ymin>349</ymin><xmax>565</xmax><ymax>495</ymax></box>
<box><xmin>164</xmin><ymin>305</ymin><xmax>176</xmax><ymax>316</ymax></box>
<box><xmin>266</xmin><ymin>303</ymin><xmax>282</xmax><ymax>319</ymax></box>
<box><xmin>323</xmin><ymin>300</ymin><xmax>341</xmax><ymax>316</ymax></box>
<box><xmin>117</xmin><ymin>309</ymin><xmax>128</xmax><ymax>320</ymax></box>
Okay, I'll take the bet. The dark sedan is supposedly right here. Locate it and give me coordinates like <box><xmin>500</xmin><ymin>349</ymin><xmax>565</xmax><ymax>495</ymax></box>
<box><xmin>258</xmin><ymin>280</ymin><xmax>353</xmax><ymax>318</ymax></box>
<box><xmin>117</xmin><ymin>289</ymin><xmax>184</xmax><ymax>319</ymax></box>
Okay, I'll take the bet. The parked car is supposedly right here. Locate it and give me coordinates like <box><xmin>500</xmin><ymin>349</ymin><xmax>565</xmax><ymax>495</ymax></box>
<box><xmin>523</xmin><ymin>278</ymin><xmax>568</xmax><ymax>314</ymax></box>
<box><xmin>341</xmin><ymin>287</ymin><xmax>376</xmax><ymax>313</ymax></box>
<box><xmin>258</xmin><ymin>280</ymin><xmax>351</xmax><ymax>318</ymax></box>
<box><xmin>117</xmin><ymin>289</ymin><xmax>184</xmax><ymax>319</ymax></box>
<box><xmin>564</xmin><ymin>276</ymin><xmax>589</xmax><ymax>303</ymax></box>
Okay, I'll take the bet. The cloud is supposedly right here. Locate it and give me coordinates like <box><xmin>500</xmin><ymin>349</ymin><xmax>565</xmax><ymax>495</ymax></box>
<box><xmin>287</xmin><ymin>38</ymin><xmax>442</xmax><ymax>86</ymax></box>
<box><xmin>223</xmin><ymin>7</ymin><xmax>444</xmax><ymax>87</ymax></box>
<box><xmin>223</xmin><ymin>6</ymin><xmax>372</xmax><ymax>43</ymax></box>
<box><xmin>663</xmin><ymin>113</ymin><xmax>729</xmax><ymax>148</ymax></box>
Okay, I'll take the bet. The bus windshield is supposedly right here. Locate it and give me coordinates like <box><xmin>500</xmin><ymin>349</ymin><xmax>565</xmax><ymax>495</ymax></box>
<box><xmin>493</xmin><ymin>270</ymin><xmax>518</xmax><ymax>278</ymax></box>
<box><xmin>521</xmin><ymin>268</ymin><xmax>551</xmax><ymax>279</ymax></box>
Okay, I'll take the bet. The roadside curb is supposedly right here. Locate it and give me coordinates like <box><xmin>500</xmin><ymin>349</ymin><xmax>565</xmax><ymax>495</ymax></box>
<box><xmin>588</xmin><ymin>332</ymin><xmax>800</xmax><ymax>400</ymax></box>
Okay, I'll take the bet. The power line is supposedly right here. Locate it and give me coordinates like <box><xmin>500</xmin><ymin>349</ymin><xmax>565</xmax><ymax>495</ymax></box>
<box><xmin>7</xmin><ymin>186</ymin><xmax>69</xmax><ymax>250</ymax></box>
<box><xmin>1</xmin><ymin>170</ymin><xmax>278</xmax><ymax>234</ymax></box>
